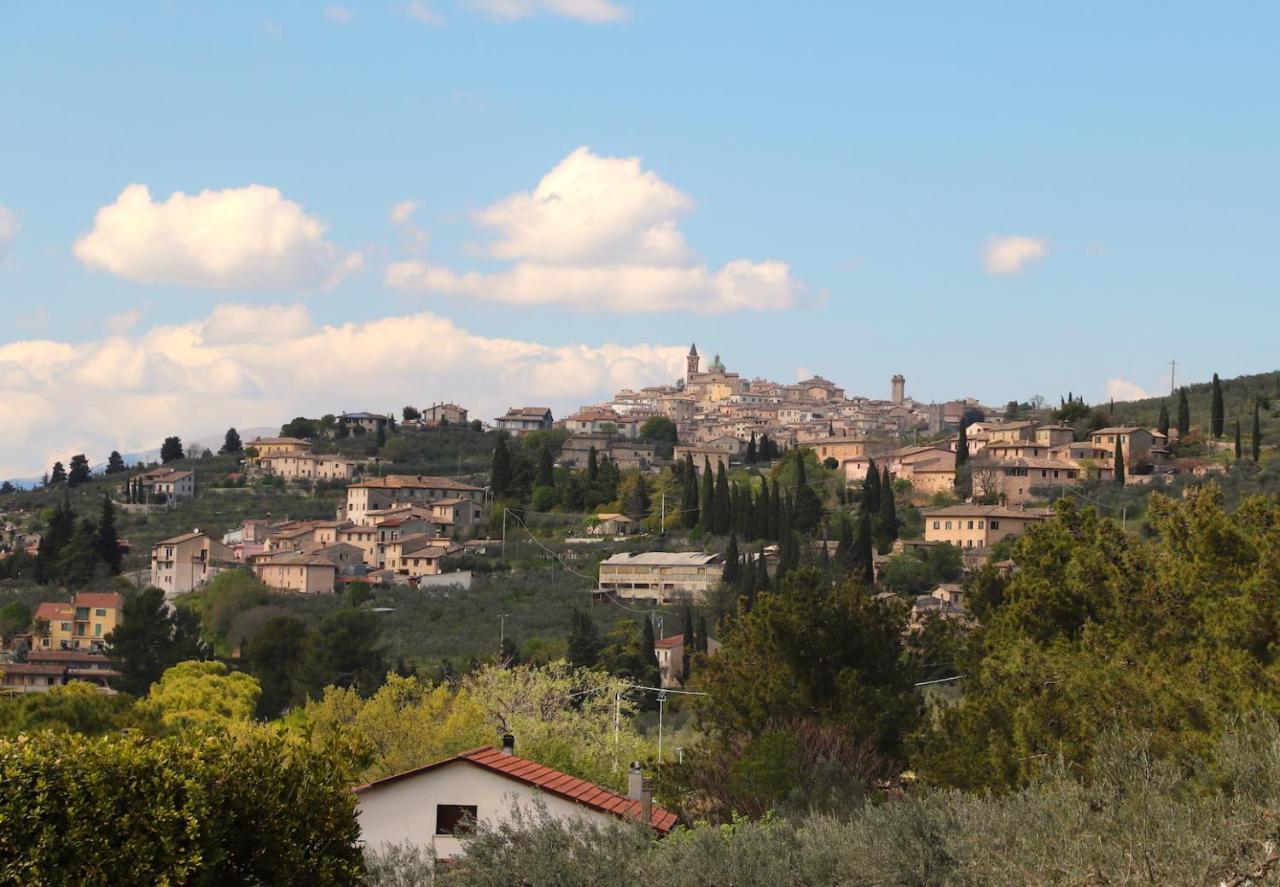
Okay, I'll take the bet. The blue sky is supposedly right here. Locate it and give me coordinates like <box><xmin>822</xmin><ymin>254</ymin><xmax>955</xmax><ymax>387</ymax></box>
<box><xmin>1</xmin><ymin>2</ymin><xmax>1277</xmax><ymax>476</ymax></box>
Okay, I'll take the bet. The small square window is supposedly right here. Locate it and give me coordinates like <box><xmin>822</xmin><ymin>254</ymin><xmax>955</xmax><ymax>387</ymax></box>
<box><xmin>436</xmin><ymin>804</ymin><xmax>479</xmax><ymax>836</ymax></box>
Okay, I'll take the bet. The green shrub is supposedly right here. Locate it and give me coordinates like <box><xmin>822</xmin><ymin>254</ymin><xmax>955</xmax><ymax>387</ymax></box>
<box><xmin>0</xmin><ymin>727</ymin><xmax>363</xmax><ymax>885</ymax></box>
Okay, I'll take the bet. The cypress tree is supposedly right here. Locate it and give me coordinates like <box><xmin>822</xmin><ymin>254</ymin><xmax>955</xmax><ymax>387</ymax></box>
<box><xmin>1235</xmin><ymin>419</ymin><xmax>1242</xmax><ymax>460</ymax></box>
<box><xmin>1114</xmin><ymin>440</ymin><xmax>1126</xmax><ymax>486</ymax></box>
<box><xmin>745</xmin><ymin>433</ymin><xmax>757</xmax><ymax>464</ymax></box>
<box><xmin>878</xmin><ymin>465</ymin><xmax>898</xmax><ymax>552</ymax></box>
<box><xmin>955</xmin><ymin>423</ymin><xmax>969</xmax><ymax>468</ymax></box>
<box><xmin>739</xmin><ymin>553</ymin><xmax>757</xmax><ymax>612</ymax></box>
<box><xmin>713</xmin><ymin>463</ymin><xmax>731</xmax><ymax>534</ymax></box>
<box><xmin>852</xmin><ymin>510</ymin><xmax>874</xmax><ymax>585</ymax></box>
<box><xmin>864</xmin><ymin>459</ymin><xmax>883</xmax><ymax>515</ymax></box>
<box><xmin>587</xmin><ymin>446</ymin><xmax>599</xmax><ymax>486</ymax></box>
<box><xmin>376</xmin><ymin>423</ymin><xmax>387</xmax><ymax>448</ymax></box>
<box><xmin>35</xmin><ymin>490</ymin><xmax>75</xmax><ymax>584</ymax></box>
<box><xmin>756</xmin><ymin>549</ymin><xmax>771</xmax><ymax>595</ymax></box>
<box><xmin>1157</xmin><ymin>403</ymin><xmax>1170</xmax><ymax>438</ymax></box>
<box><xmin>755</xmin><ymin>478</ymin><xmax>771</xmax><ymax>540</ymax></box>
<box><xmin>96</xmin><ymin>494</ymin><xmax>122</xmax><ymax>574</ymax></box>
<box><xmin>680</xmin><ymin>453</ymin><xmax>699</xmax><ymax>528</ymax></box>
<box><xmin>641</xmin><ymin>617</ymin><xmax>659</xmax><ymax>673</ymax></box>
<box><xmin>491</xmin><ymin>436</ymin><xmax>513</xmax><ymax>499</ymax></box>
<box><xmin>792</xmin><ymin>451</ymin><xmax>823</xmax><ymax>533</ymax></box>
<box><xmin>769</xmin><ymin>482</ymin><xmax>782</xmax><ymax>541</ymax></box>
<box><xmin>59</xmin><ymin>518</ymin><xmax>101</xmax><ymax>588</ymax></box>
<box><xmin>1253</xmin><ymin>402</ymin><xmax>1262</xmax><ymax>463</ymax></box>
<box><xmin>536</xmin><ymin>445</ymin><xmax>555</xmax><ymax>488</ymax></box>
<box><xmin>741</xmin><ymin>486</ymin><xmax>756</xmax><ymax>542</ymax></box>
<box><xmin>700</xmin><ymin>459</ymin><xmax>715</xmax><ymax>532</ymax></box>
<box><xmin>696</xmin><ymin>613</ymin><xmax>709</xmax><ymax>652</ymax></box>
<box><xmin>834</xmin><ymin>514</ymin><xmax>854</xmax><ymax>570</ymax></box>
<box><xmin>1211</xmin><ymin>373</ymin><xmax>1225</xmax><ymax>439</ymax></box>
<box><xmin>567</xmin><ymin>610</ymin><xmax>601</xmax><ymax>669</ymax></box>
<box><xmin>722</xmin><ymin>534</ymin><xmax>740</xmax><ymax>584</ymax></box>
<box><xmin>1177</xmin><ymin>387</ymin><xmax>1191</xmax><ymax>437</ymax></box>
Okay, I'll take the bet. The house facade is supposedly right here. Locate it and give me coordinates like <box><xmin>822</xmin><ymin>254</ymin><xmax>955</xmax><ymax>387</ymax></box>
<box><xmin>253</xmin><ymin>553</ymin><xmax>338</xmax><ymax>594</ymax></box>
<box><xmin>355</xmin><ymin>745</ymin><xmax>675</xmax><ymax>862</ymax></box>
<box><xmin>346</xmin><ymin>476</ymin><xmax>485</xmax><ymax>526</ymax></box>
<box><xmin>597</xmin><ymin>552</ymin><xmax>725</xmax><ymax>605</ymax></box>
<box><xmin>922</xmin><ymin>505</ymin><xmax>1052</xmax><ymax>550</ymax></box>
<box><xmin>33</xmin><ymin>592</ymin><xmax>122</xmax><ymax>652</ymax></box>
<box><xmin>495</xmin><ymin>407</ymin><xmax>554</xmax><ymax>435</ymax></box>
<box><xmin>150</xmin><ymin>532</ymin><xmax>235</xmax><ymax>594</ymax></box>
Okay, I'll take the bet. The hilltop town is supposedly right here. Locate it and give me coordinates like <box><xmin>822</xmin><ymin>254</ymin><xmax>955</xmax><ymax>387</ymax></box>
<box><xmin>0</xmin><ymin>358</ymin><xmax>1276</xmax><ymax>882</ymax></box>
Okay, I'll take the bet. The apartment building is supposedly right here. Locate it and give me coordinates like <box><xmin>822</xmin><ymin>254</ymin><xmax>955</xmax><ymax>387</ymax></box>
<box><xmin>346</xmin><ymin>475</ymin><xmax>485</xmax><ymax>526</ymax></box>
<box><xmin>597</xmin><ymin>551</ymin><xmax>725</xmax><ymax>605</ymax></box>
<box><xmin>32</xmin><ymin>592</ymin><xmax>122</xmax><ymax>652</ymax></box>
<box><xmin>150</xmin><ymin>531</ymin><xmax>235</xmax><ymax>594</ymax></box>
<box><xmin>922</xmin><ymin>505</ymin><xmax>1052</xmax><ymax>550</ymax></box>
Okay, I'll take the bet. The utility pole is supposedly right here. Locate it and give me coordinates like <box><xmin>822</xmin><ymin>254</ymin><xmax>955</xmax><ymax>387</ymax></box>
<box><xmin>1170</xmin><ymin>359</ymin><xmax>1177</xmax><ymax>395</ymax></box>
<box><xmin>660</xmin><ymin>491</ymin><xmax>665</xmax><ymax>535</ymax></box>
<box><xmin>501</xmin><ymin>507</ymin><xmax>507</xmax><ymax>557</ymax></box>
<box><xmin>657</xmin><ymin>690</ymin><xmax>668</xmax><ymax>764</ymax></box>
<box><xmin>499</xmin><ymin>613</ymin><xmax>510</xmax><ymax>650</ymax></box>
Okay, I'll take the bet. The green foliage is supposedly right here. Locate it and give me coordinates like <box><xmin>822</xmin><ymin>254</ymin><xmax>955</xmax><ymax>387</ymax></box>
<box><xmin>567</xmin><ymin>609</ymin><xmax>602</xmax><ymax>668</ymax></box>
<box><xmin>0</xmin><ymin>682</ymin><xmax>155</xmax><ymax>737</ymax></box>
<box><xmin>915</xmin><ymin>486</ymin><xmax>1280</xmax><ymax>790</ymax></box>
<box><xmin>693</xmin><ymin>570</ymin><xmax>919</xmax><ymax>760</ymax></box>
<box><xmin>143</xmin><ymin>660</ymin><xmax>261</xmax><ymax>730</ymax></box>
<box><xmin>1178</xmin><ymin>386</ymin><xmax>1192</xmax><ymax>435</ymax></box>
<box><xmin>107</xmin><ymin>587</ymin><xmax>207</xmax><ymax>696</ymax></box>
<box><xmin>491</xmin><ymin>435</ymin><xmax>513</xmax><ymax>500</ymax></box>
<box><xmin>294</xmin><ymin>608</ymin><xmax>387</xmax><ymax>700</ymax></box>
<box><xmin>436</xmin><ymin>719</ymin><xmax>1280</xmax><ymax>887</ymax></box>
<box><xmin>1212</xmin><ymin>372</ymin><xmax>1225</xmax><ymax>438</ymax></box>
<box><xmin>876</xmin><ymin>544</ymin><xmax>962</xmax><ymax>596</ymax></box>
<box><xmin>220</xmin><ymin>427</ymin><xmax>243</xmax><ymax>455</ymax></box>
<box><xmin>0</xmin><ymin>727</ymin><xmax>364</xmax><ymax>885</ymax></box>
<box><xmin>67</xmin><ymin>454</ymin><xmax>91</xmax><ymax>486</ymax></box>
<box><xmin>105</xmin><ymin>450</ymin><xmax>127</xmax><ymax>474</ymax></box>
<box><xmin>160</xmin><ymin>435</ymin><xmax>185</xmax><ymax>463</ymax></box>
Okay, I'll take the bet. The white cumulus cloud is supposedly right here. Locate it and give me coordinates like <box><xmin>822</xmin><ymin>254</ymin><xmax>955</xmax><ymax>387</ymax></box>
<box><xmin>324</xmin><ymin>5</ymin><xmax>355</xmax><ymax>24</ymax></box>
<box><xmin>74</xmin><ymin>184</ymin><xmax>362</xmax><ymax>291</ymax></box>
<box><xmin>983</xmin><ymin>235</ymin><xmax>1047</xmax><ymax>275</ymax></box>
<box><xmin>0</xmin><ymin>205</ymin><xmax>18</xmax><ymax>258</ymax></box>
<box><xmin>0</xmin><ymin>304</ymin><xmax>685</xmax><ymax>479</ymax></box>
<box><xmin>385</xmin><ymin>146</ymin><xmax>809</xmax><ymax>314</ymax></box>
<box><xmin>466</xmin><ymin>0</ymin><xmax>627</xmax><ymax>23</ymax></box>
<box><xmin>406</xmin><ymin>0</ymin><xmax>445</xmax><ymax>24</ymax></box>
<box><xmin>1106</xmin><ymin>378</ymin><xmax>1153</xmax><ymax>402</ymax></box>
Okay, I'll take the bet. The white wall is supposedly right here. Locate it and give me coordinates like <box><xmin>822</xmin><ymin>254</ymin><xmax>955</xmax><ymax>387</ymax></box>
<box><xmin>357</xmin><ymin>759</ymin><xmax>627</xmax><ymax>860</ymax></box>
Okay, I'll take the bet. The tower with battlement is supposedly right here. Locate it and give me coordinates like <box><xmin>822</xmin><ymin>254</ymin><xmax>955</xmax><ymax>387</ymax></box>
<box><xmin>687</xmin><ymin>343</ymin><xmax>700</xmax><ymax>382</ymax></box>
<box><xmin>891</xmin><ymin>374</ymin><xmax>906</xmax><ymax>404</ymax></box>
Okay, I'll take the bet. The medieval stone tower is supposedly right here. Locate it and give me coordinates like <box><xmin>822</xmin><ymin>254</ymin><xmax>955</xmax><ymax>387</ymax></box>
<box><xmin>687</xmin><ymin>343</ymin><xmax>700</xmax><ymax>382</ymax></box>
<box><xmin>891</xmin><ymin>374</ymin><xmax>906</xmax><ymax>404</ymax></box>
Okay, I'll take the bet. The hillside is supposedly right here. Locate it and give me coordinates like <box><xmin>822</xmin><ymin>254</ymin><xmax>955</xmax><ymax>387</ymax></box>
<box><xmin>1109</xmin><ymin>369</ymin><xmax>1280</xmax><ymax>442</ymax></box>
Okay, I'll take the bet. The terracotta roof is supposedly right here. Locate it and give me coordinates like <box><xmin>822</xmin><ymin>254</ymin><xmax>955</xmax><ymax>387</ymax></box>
<box><xmin>924</xmin><ymin>505</ymin><xmax>1053</xmax><ymax>519</ymax></box>
<box><xmin>34</xmin><ymin>602</ymin><xmax>72</xmax><ymax>621</ymax></box>
<box><xmin>0</xmin><ymin>663</ymin><xmax>66</xmax><ymax>677</ymax></box>
<box><xmin>354</xmin><ymin>746</ymin><xmax>678</xmax><ymax>833</ymax></box>
<box><xmin>350</xmin><ymin>475</ymin><xmax>482</xmax><ymax>492</ymax></box>
<box><xmin>655</xmin><ymin>633</ymin><xmax>685</xmax><ymax>649</ymax></box>
<box><xmin>74</xmin><ymin>592</ymin><xmax>122</xmax><ymax>609</ymax></box>
<box><xmin>26</xmin><ymin>650</ymin><xmax>112</xmax><ymax>664</ymax></box>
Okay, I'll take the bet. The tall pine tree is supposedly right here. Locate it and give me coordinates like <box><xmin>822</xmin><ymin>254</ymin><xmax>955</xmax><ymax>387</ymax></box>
<box><xmin>745</xmin><ymin>432</ymin><xmax>757</xmax><ymax>464</ymax></box>
<box><xmin>1211</xmin><ymin>373</ymin><xmax>1225</xmax><ymax>439</ymax></box>
<box><xmin>700</xmin><ymin>459</ymin><xmax>715</xmax><ymax>532</ymax></box>
<box><xmin>220</xmin><ymin>427</ymin><xmax>243</xmax><ymax>455</ymax></box>
<box><xmin>1114</xmin><ymin>440</ymin><xmax>1126</xmax><ymax>486</ymax></box>
<box><xmin>1235</xmin><ymin>419</ymin><xmax>1242</xmax><ymax>460</ymax></box>
<box><xmin>755</xmin><ymin>478</ymin><xmax>771</xmax><ymax>540</ymax></box>
<box><xmin>1253</xmin><ymin>402</ymin><xmax>1262</xmax><ymax>463</ymax></box>
<box><xmin>862</xmin><ymin>459</ymin><xmax>881</xmax><ymax>516</ymax></box>
<box><xmin>536</xmin><ymin>444</ymin><xmax>555</xmax><ymax>488</ymax></box>
<box><xmin>955</xmin><ymin>423</ymin><xmax>969</xmax><ymax>467</ymax></box>
<box><xmin>1157</xmin><ymin>403</ymin><xmax>1170</xmax><ymax>438</ymax></box>
<box><xmin>713</xmin><ymin>463</ymin><xmax>731</xmax><ymax>535</ymax></box>
<box><xmin>722</xmin><ymin>534</ymin><xmax>740</xmax><ymax>583</ymax></box>
<box><xmin>877</xmin><ymin>465</ymin><xmax>898</xmax><ymax>553</ymax></box>
<box><xmin>680</xmin><ymin>453</ymin><xmax>699</xmax><ymax>529</ymax></box>
<box><xmin>792</xmin><ymin>451</ymin><xmax>823</xmax><ymax>532</ymax></box>
<box><xmin>96</xmin><ymin>494</ymin><xmax>122</xmax><ymax>574</ymax></box>
<box><xmin>1177</xmin><ymin>387</ymin><xmax>1191</xmax><ymax>437</ymax></box>
<box><xmin>491</xmin><ymin>435</ymin><xmax>513</xmax><ymax>499</ymax></box>
<box><xmin>852</xmin><ymin>510</ymin><xmax>874</xmax><ymax>585</ymax></box>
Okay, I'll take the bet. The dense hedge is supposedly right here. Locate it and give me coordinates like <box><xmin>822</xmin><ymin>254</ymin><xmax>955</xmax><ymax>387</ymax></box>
<box><xmin>0</xmin><ymin>728</ymin><xmax>363</xmax><ymax>885</ymax></box>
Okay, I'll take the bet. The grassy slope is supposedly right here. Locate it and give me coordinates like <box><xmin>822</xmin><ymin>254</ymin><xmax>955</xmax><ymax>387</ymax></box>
<box><xmin>1108</xmin><ymin>369</ymin><xmax>1280</xmax><ymax>442</ymax></box>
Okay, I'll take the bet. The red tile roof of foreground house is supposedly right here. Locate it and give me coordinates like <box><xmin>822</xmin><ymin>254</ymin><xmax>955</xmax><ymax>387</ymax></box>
<box><xmin>75</xmin><ymin>592</ymin><xmax>122</xmax><ymax>609</ymax></box>
<box><xmin>654</xmin><ymin>633</ymin><xmax>685</xmax><ymax>650</ymax></box>
<box><xmin>353</xmin><ymin>746</ymin><xmax>678</xmax><ymax>833</ymax></box>
<box><xmin>34</xmin><ymin>602</ymin><xmax>72</xmax><ymax>622</ymax></box>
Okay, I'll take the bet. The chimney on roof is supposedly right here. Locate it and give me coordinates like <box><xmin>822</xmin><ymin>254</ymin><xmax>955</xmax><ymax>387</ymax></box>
<box><xmin>628</xmin><ymin>761</ymin><xmax>644</xmax><ymax>800</ymax></box>
<box><xmin>501</xmin><ymin>733</ymin><xmax>515</xmax><ymax>756</ymax></box>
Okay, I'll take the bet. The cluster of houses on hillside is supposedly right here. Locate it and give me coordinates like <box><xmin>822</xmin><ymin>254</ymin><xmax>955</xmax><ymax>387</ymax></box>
<box><xmin>149</xmin><ymin>473</ymin><xmax>486</xmax><ymax>597</ymax></box>
<box><xmin>0</xmin><ymin>591</ymin><xmax>122</xmax><ymax>695</ymax></box>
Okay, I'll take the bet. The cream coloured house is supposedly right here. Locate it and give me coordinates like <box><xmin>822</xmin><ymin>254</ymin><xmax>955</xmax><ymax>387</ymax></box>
<box><xmin>253</xmin><ymin>552</ymin><xmax>338</xmax><ymax>594</ymax></box>
<box><xmin>355</xmin><ymin>745</ymin><xmax>675</xmax><ymax>862</ymax></box>
<box><xmin>248</xmin><ymin>436</ymin><xmax>312</xmax><ymax>457</ymax></box>
<box><xmin>151</xmin><ymin>532</ymin><xmax>235</xmax><ymax>594</ymax></box>
<box><xmin>922</xmin><ymin>505</ymin><xmax>1052</xmax><ymax>550</ymax></box>
<box><xmin>259</xmin><ymin>453</ymin><xmax>357</xmax><ymax>482</ymax></box>
<box><xmin>597</xmin><ymin>552</ymin><xmax>725</xmax><ymax>605</ymax></box>
<box><xmin>346</xmin><ymin>476</ymin><xmax>485</xmax><ymax>526</ymax></box>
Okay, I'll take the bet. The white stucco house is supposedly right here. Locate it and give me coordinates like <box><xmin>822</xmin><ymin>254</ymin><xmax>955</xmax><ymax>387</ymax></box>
<box><xmin>354</xmin><ymin>740</ymin><xmax>676</xmax><ymax>861</ymax></box>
